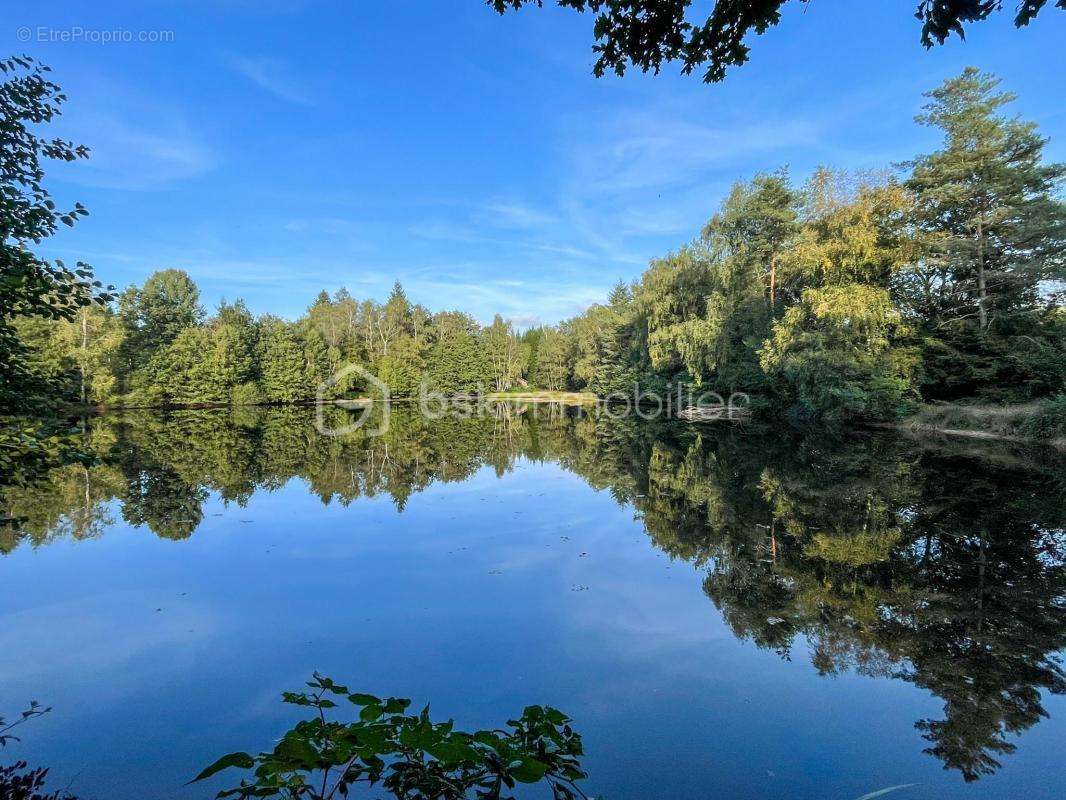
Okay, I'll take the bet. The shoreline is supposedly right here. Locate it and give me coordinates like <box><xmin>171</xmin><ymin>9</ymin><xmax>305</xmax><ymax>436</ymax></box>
<box><xmin>870</xmin><ymin>401</ymin><xmax>1066</xmax><ymax>451</ymax></box>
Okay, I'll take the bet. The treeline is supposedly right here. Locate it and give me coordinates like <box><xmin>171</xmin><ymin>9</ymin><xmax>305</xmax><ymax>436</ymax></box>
<box><xmin>14</xmin><ymin>272</ymin><xmax>537</xmax><ymax>408</ymax></box>
<box><xmin>7</xmin><ymin>67</ymin><xmax>1066</xmax><ymax>420</ymax></box>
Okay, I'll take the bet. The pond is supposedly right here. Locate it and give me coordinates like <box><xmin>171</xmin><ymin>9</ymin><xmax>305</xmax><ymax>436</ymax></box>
<box><xmin>1</xmin><ymin>404</ymin><xmax>1064</xmax><ymax>800</ymax></box>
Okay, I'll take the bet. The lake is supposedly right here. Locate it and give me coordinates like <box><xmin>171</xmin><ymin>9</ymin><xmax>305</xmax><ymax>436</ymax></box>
<box><xmin>1</xmin><ymin>404</ymin><xmax>1064</xmax><ymax>800</ymax></box>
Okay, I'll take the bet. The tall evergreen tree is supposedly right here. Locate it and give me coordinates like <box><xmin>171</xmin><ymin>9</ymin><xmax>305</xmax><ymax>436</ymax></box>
<box><xmin>260</xmin><ymin>323</ymin><xmax>308</xmax><ymax>403</ymax></box>
<box><xmin>428</xmin><ymin>321</ymin><xmax>491</xmax><ymax>394</ymax></box>
<box><xmin>907</xmin><ymin>68</ymin><xmax>1066</xmax><ymax>330</ymax></box>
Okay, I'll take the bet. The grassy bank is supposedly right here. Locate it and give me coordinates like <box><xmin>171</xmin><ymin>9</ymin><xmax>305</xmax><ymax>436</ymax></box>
<box><xmin>896</xmin><ymin>396</ymin><xmax>1066</xmax><ymax>449</ymax></box>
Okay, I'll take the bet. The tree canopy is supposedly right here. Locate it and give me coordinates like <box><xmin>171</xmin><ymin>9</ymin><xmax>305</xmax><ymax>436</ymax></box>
<box><xmin>488</xmin><ymin>0</ymin><xmax>1066</xmax><ymax>82</ymax></box>
<box><xmin>1</xmin><ymin>55</ymin><xmax>112</xmax><ymax>413</ymax></box>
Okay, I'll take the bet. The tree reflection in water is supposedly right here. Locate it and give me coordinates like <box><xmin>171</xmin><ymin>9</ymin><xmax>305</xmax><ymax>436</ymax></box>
<box><xmin>2</xmin><ymin>403</ymin><xmax>1063</xmax><ymax>782</ymax></box>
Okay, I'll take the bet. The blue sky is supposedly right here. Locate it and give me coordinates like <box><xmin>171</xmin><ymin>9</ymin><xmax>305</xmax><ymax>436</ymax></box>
<box><xmin>4</xmin><ymin>1</ymin><xmax>1064</xmax><ymax>326</ymax></box>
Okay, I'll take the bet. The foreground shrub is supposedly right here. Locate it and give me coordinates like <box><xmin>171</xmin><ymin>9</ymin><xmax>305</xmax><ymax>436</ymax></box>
<box><xmin>193</xmin><ymin>674</ymin><xmax>592</xmax><ymax>800</ymax></box>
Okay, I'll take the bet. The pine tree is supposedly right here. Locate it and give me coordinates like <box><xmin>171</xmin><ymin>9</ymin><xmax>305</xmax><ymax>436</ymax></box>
<box><xmin>428</xmin><ymin>327</ymin><xmax>491</xmax><ymax>394</ymax></box>
<box><xmin>300</xmin><ymin>325</ymin><xmax>331</xmax><ymax>396</ymax></box>
<box><xmin>260</xmin><ymin>324</ymin><xmax>307</xmax><ymax>403</ymax></box>
<box><xmin>908</xmin><ymin>68</ymin><xmax>1066</xmax><ymax>330</ymax></box>
<box><xmin>379</xmin><ymin>334</ymin><xmax>427</xmax><ymax>397</ymax></box>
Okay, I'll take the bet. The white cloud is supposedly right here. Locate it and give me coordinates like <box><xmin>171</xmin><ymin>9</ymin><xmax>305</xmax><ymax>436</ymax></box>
<box><xmin>477</xmin><ymin>201</ymin><xmax>559</xmax><ymax>230</ymax></box>
<box><xmin>411</xmin><ymin>219</ymin><xmax>598</xmax><ymax>261</ymax></box>
<box><xmin>50</xmin><ymin>77</ymin><xmax>216</xmax><ymax>191</ymax></box>
<box><xmin>403</xmin><ymin>272</ymin><xmax>605</xmax><ymax>326</ymax></box>
<box><xmin>567</xmin><ymin>111</ymin><xmax>820</xmax><ymax>199</ymax></box>
<box><xmin>538</xmin><ymin>102</ymin><xmax>825</xmax><ymax>269</ymax></box>
<box><xmin>231</xmin><ymin>55</ymin><xmax>313</xmax><ymax>105</ymax></box>
<box><xmin>71</xmin><ymin>116</ymin><xmax>213</xmax><ymax>190</ymax></box>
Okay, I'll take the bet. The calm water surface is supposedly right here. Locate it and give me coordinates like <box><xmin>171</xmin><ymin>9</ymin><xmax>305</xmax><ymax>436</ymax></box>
<box><xmin>1</xmin><ymin>405</ymin><xmax>1064</xmax><ymax>799</ymax></box>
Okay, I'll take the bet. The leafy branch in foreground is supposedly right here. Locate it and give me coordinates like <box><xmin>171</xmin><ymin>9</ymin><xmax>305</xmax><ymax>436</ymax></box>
<box><xmin>1</xmin><ymin>701</ymin><xmax>77</xmax><ymax>800</ymax></box>
<box><xmin>193</xmin><ymin>674</ymin><xmax>592</xmax><ymax>800</ymax></box>
<box><xmin>487</xmin><ymin>1</ymin><xmax>1065</xmax><ymax>83</ymax></box>
<box><xmin>0</xmin><ymin>701</ymin><xmax>51</xmax><ymax>748</ymax></box>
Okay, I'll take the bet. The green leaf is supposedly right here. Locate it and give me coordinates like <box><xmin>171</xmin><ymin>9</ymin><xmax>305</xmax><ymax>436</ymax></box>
<box><xmin>427</xmin><ymin>738</ymin><xmax>475</xmax><ymax>764</ymax></box>
<box><xmin>189</xmin><ymin>752</ymin><xmax>255</xmax><ymax>783</ymax></box>
<box><xmin>382</xmin><ymin>697</ymin><xmax>411</xmax><ymax>714</ymax></box>
<box><xmin>510</xmin><ymin>756</ymin><xmax>549</xmax><ymax>783</ymax></box>
<box><xmin>544</xmin><ymin>707</ymin><xmax>569</xmax><ymax>725</ymax></box>
<box><xmin>359</xmin><ymin>703</ymin><xmax>384</xmax><ymax>722</ymax></box>
<box><xmin>275</xmin><ymin>733</ymin><xmax>320</xmax><ymax>768</ymax></box>
<box><xmin>348</xmin><ymin>693</ymin><xmax>379</xmax><ymax>706</ymax></box>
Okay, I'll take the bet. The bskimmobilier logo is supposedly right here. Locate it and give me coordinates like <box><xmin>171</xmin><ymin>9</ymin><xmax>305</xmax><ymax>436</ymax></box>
<box><xmin>314</xmin><ymin>364</ymin><xmax>391</xmax><ymax>437</ymax></box>
<box><xmin>315</xmin><ymin>363</ymin><xmax>752</xmax><ymax>438</ymax></box>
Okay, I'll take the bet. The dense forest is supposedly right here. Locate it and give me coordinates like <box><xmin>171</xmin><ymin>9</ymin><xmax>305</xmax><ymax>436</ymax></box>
<box><xmin>4</xmin><ymin>66</ymin><xmax>1063</xmax><ymax>429</ymax></box>
<box><xmin>3</xmin><ymin>403</ymin><xmax>1064</xmax><ymax>782</ymax></box>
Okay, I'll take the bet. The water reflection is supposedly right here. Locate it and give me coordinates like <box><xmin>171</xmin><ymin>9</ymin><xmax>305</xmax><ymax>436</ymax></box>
<box><xmin>2</xmin><ymin>404</ymin><xmax>1064</xmax><ymax>783</ymax></box>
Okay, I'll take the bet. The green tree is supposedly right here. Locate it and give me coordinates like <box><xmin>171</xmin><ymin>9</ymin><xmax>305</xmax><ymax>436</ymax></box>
<box><xmin>197</xmin><ymin>323</ymin><xmax>257</xmax><ymax>403</ymax></box>
<box><xmin>699</xmin><ymin>171</ymin><xmax>802</xmax><ymax>391</ymax></box>
<box><xmin>260</xmin><ymin>321</ymin><xmax>309</xmax><ymax>403</ymax></box>
<box><xmin>379</xmin><ymin>334</ymin><xmax>428</xmax><ymax>397</ymax></box>
<box><xmin>58</xmin><ymin>305</ymin><xmax>124</xmax><ymax>406</ymax></box>
<box><xmin>428</xmin><ymin>313</ymin><xmax>491</xmax><ymax>394</ymax></box>
<box><xmin>306</xmin><ymin>290</ymin><xmax>346</xmax><ymax>373</ymax></box>
<box><xmin>907</xmin><ymin>68</ymin><xmax>1066</xmax><ymax>331</ymax></box>
<box><xmin>119</xmin><ymin>269</ymin><xmax>204</xmax><ymax>376</ymax></box>
<box><xmin>703</xmin><ymin>169</ymin><xmax>800</xmax><ymax>311</ymax></box>
<box><xmin>759</xmin><ymin>283</ymin><xmax>919</xmax><ymax>419</ymax></box>
<box><xmin>377</xmin><ymin>282</ymin><xmax>413</xmax><ymax>359</ymax></box>
<box><xmin>143</xmin><ymin>328</ymin><xmax>207</xmax><ymax>405</ymax></box>
<box><xmin>300</xmin><ymin>324</ymin><xmax>332</xmax><ymax>395</ymax></box>
<box><xmin>903</xmin><ymin>68</ymin><xmax>1066</xmax><ymax>401</ymax></box>
<box><xmin>782</xmin><ymin>170</ymin><xmax>918</xmax><ymax>291</ymax></box>
<box><xmin>533</xmin><ymin>326</ymin><xmax>573</xmax><ymax>391</ymax></box>
<box><xmin>636</xmin><ymin>245</ymin><xmax>720</xmax><ymax>386</ymax></box>
<box><xmin>482</xmin><ymin>315</ymin><xmax>529</xmax><ymax>391</ymax></box>
<box><xmin>1</xmin><ymin>55</ymin><xmax>111</xmax><ymax>413</ymax></box>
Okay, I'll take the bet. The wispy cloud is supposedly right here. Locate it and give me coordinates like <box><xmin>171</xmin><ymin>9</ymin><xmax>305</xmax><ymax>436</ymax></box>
<box><xmin>403</xmin><ymin>273</ymin><xmax>605</xmax><ymax>327</ymax></box>
<box><xmin>542</xmin><ymin>101</ymin><xmax>825</xmax><ymax>268</ymax></box>
<box><xmin>411</xmin><ymin>220</ymin><xmax>598</xmax><ymax>261</ymax></box>
<box><xmin>52</xmin><ymin>80</ymin><xmax>215</xmax><ymax>190</ymax></box>
<box><xmin>477</xmin><ymin>201</ymin><xmax>559</xmax><ymax>230</ymax></box>
<box><xmin>566</xmin><ymin>111</ymin><xmax>820</xmax><ymax>199</ymax></box>
<box><xmin>231</xmin><ymin>55</ymin><xmax>313</xmax><ymax>105</ymax></box>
